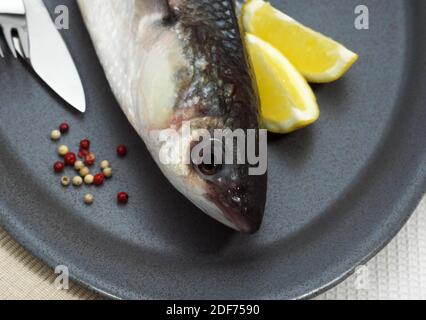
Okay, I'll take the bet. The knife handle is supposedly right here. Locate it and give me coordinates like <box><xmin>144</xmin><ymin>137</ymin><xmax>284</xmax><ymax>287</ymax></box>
<box><xmin>0</xmin><ymin>0</ymin><xmax>25</xmax><ymax>15</ymax></box>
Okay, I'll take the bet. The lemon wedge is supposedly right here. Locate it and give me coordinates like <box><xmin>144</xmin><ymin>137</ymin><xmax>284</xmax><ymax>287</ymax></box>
<box><xmin>246</xmin><ymin>33</ymin><xmax>319</xmax><ymax>134</ymax></box>
<box><xmin>242</xmin><ymin>0</ymin><xmax>359</xmax><ymax>83</ymax></box>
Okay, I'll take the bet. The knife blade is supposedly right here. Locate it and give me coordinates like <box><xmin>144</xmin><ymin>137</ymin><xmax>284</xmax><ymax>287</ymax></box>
<box><xmin>22</xmin><ymin>0</ymin><xmax>86</xmax><ymax>112</ymax></box>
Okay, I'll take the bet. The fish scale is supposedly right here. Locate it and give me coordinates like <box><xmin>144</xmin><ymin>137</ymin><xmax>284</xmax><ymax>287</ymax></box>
<box><xmin>173</xmin><ymin>1</ymin><xmax>257</xmax><ymax>118</ymax></box>
<box><xmin>78</xmin><ymin>0</ymin><xmax>267</xmax><ymax>233</ymax></box>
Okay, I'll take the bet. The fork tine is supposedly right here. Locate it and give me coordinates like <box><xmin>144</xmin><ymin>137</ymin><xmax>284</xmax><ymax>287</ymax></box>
<box><xmin>0</xmin><ymin>43</ymin><xmax>4</xmax><ymax>58</ymax></box>
<box><xmin>2</xmin><ymin>25</ymin><xmax>17</xmax><ymax>58</ymax></box>
<box><xmin>17</xmin><ymin>27</ymin><xmax>29</xmax><ymax>58</ymax></box>
<box><xmin>12</xmin><ymin>36</ymin><xmax>23</xmax><ymax>58</ymax></box>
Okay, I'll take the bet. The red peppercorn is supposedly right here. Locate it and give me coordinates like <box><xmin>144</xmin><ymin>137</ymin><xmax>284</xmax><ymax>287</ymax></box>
<box><xmin>53</xmin><ymin>161</ymin><xmax>65</xmax><ymax>173</ymax></box>
<box><xmin>80</xmin><ymin>139</ymin><xmax>90</xmax><ymax>150</ymax></box>
<box><xmin>85</xmin><ymin>152</ymin><xmax>96</xmax><ymax>166</ymax></box>
<box><xmin>117</xmin><ymin>145</ymin><xmax>127</xmax><ymax>157</ymax></box>
<box><xmin>78</xmin><ymin>149</ymin><xmax>89</xmax><ymax>159</ymax></box>
<box><xmin>59</xmin><ymin>123</ymin><xmax>69</xmax><ymax>134</ymax></box>
<box><xmin>93</xmin><ymin>173</ymin><xmax>104</xmax><ymax>186</ymax></box>
<box><xmin>117</xmin><ymin>192</ymin><xmax>129</xmax><ymax>204</ymax></box>
<box><xmin>85</xmin><ymin>158</ymin><xmax>95</xmax><ymax>166</ymax></box>
<box><xmin>64</xmin><ymin>152</ymin><xmax>77</xmax><ymax>166</ymax></box>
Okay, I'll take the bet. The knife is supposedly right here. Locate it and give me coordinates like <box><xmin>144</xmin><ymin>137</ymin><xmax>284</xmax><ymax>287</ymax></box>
<box><xmin>21</xmin><ymin>0</ymin><xmax>86</xmax><ymax>113</ymax></box>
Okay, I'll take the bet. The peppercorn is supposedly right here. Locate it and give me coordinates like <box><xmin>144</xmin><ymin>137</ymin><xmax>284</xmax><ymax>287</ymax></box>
<box><xmin>58</xmin><ymin>145</ymin><xmax>69</xmax><ymax>157</ymax></box>
<box><xmin>103</xmin><ymin>167</ymin><xmax>112</xmax><ymax>178</ymax></box>
<box><xmin>93</xmin><ymin>173</ymin><xmax>104</xmax><ymax>186</ymax></box>
<box><xmin>100</xmin><ymin>160</ymin><xmax>110</xmax><ymax>170</ymax></box>
<box><xmin>61</xmin><ymin>176</ymin><xmax>71</xmax><ymax>187</ymax></box>
<box><xmin>50</xmin><ymin>130</ymin><xmax>61</xmax><ymax>141</ymax></box>
<box><xmin>80</xmin><ymin>139</ymin><xmax>90</xmax><ymax>150</ymax></box>
<box><xmin>84</xmin><ymin>194</ymin><xmax>94</xmax><ymax>205</ymax></box>
<box><xmin>85</xmin><ymin>152</ymin><xmax>96</xmax><ymax>166</ymax></box>
<box><xmin>84</xmin><ymin>174</ymin><xmax>94</xmax><ymax>185</ymax></box>
<box><xmin>78</xmin><ymin>149</ymin><xmax>89</xmax><ymax>159</ymax></box>
<box><xmin>74</xmin><ymin>160</ymin><xmax>85</xmax><ymax>171</ymax></box>
<box><xmin>54</xmin><ymin>161</ymin><xmax>65</xmax><ymax>173</ymax></box>
<box><xmin>116</xmin><ymin>145</ymin><xmax>127</xmax><ymax>157</ymax></box>
<box><xmin>64</xmin><ymin>152</ymin><xmax>77</xmax><ymax>166</ymax></box>
<box><xmin>117</xmin><ymin>192</ymin><xmax>129</xmax><ymax>204</ymax></box>
<box><xmin>79</xmin><ymin>167</ymin><xmax>90</xmax><ymax>177</ymax></box>
<box><xmin>72</xmin><ymin>176</ymin><xmax>83</xmax><ymax>186</ymax></box>
<box><xmin>59</xmin><ymin>123</ymin><xmax>69</xmax><ymax>134</ymax></box>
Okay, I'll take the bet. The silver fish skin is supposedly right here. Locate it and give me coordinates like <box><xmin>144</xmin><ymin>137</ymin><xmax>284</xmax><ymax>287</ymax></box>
<box><xmin>78</xmin><ymin>0</ymin><xmax>267</xmax><ymax>233</ymax></box>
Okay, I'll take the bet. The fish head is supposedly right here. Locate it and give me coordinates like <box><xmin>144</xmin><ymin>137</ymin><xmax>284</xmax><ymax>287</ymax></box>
<box><xmin>191</xmin><ymin>117</ymin><xmax>268</xmax><ymax>234</ymax></box>
<box><xmin>191</xmin><ymin>133</ymin><xmax>267</xmax><ymax>233</ymax></box>
<box><xmin>154</xmin><ymin>112</ymin><xmax>267</xmax><ymax>233</ymax></box>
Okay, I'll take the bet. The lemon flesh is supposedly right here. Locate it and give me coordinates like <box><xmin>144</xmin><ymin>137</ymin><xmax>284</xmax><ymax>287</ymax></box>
<box><xmin>246</xmin><ymin>33</ymin><xmax>319</xmax><ymax>134</ymax></box>
<box><xmin>243</xmin><ymin>0</ymin><xmax>359</xmax><ymax>83</ymax></box>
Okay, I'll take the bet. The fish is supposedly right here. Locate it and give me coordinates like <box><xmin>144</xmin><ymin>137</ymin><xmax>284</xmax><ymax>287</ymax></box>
<box><xmin>78</xmin><ymin>0</ymin><xmax>267</xmax><ymax>233</ymax></box>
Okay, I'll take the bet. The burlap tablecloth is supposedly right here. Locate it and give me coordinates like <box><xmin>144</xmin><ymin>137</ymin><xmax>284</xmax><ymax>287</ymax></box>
<box><xmin>1</xmin><ymin>196</ymin><xmax>425</xmax><ymax>300</ymax></box>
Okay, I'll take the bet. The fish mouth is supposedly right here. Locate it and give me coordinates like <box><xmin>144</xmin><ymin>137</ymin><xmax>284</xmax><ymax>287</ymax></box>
<box><xmin>205</xmin><ymin>172</ymin><xmax>267</xmax><ymax>233</ymax></box>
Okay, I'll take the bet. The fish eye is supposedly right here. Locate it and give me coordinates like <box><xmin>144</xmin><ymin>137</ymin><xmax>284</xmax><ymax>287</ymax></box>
<box><xmin>162</xmin><ymin>13</ymin><xmax>178</xmax><ymax>26</ymax></box>
<box><xmin>193</xmin><ymin>149</ymin><xmax>223</xmax><ymax>177</ymax></box>
<box><xmin>197</xmin><ymin>162</ymin><xmax>223</xmax><ymax>176</ymax></box>
<box><xmin>190</xmin><ymin>137</ymin><xmax>226</xmax><ymax>177</ymax></box>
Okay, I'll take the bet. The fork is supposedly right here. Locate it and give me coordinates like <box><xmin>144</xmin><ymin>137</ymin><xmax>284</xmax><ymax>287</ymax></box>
<box><xmin>0</xmin><ymin>0</ymin><xmax>30</xmax><ymax>58</ymax></box>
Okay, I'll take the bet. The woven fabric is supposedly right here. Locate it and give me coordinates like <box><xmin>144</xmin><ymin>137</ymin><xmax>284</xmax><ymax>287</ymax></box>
<box><xmin>317</xmin><ymin>195</ymin><xmax>426</xmax><ymax>300</ymax></box>
<box><xmin>0</xmin><ymin>230</ymin><xmax>99</xmax><ymax>300</ymax></box>
<box><xmin>0</xmin><ymin>196</ymin><xmax>425</xmax><ymax>300</ymax></box>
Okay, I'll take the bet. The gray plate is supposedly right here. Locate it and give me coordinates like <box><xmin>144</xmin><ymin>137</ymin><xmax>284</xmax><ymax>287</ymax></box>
<box><xmin>0</xmin><ymin>0</ymin><xmax>425</xmax><ymax>299</ymax></box>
